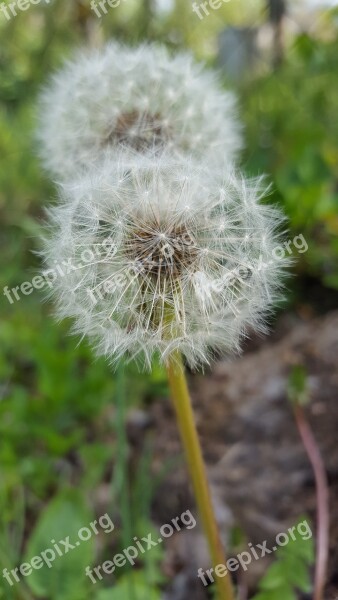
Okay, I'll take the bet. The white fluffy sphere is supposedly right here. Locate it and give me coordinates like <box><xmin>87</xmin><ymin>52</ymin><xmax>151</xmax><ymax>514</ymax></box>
<box><xmin>41</xmin><ymin>157</ymin><xmax>287</xmax><ymax>369</ymax></box>
<box><xmin>37</xmin><ymin>43</ymin><xmax>243</xmax><ymax>179</ymax></box>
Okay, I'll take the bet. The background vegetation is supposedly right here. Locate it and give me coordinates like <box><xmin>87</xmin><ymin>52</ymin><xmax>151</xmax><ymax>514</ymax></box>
<box><xmin>0</xmin><ymin>0</ymin><xmax>337</xmax><ymax>598</ymax></box>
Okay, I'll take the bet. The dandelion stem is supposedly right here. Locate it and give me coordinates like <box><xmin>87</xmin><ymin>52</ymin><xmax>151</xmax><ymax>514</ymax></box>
<box><xmin>293</xmin><ymin>404</ymin><xmax>329</xmax><ymax>600</ymax></box>
<box><xmin>166</xmin><ymin>351</ymin><xmax>234</xmax><ymax>600</ymax></box>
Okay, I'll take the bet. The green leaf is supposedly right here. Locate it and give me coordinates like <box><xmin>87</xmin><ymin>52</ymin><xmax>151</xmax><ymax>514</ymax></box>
<box><xmin>281</xmin><ymin>538</ymin><xmax>314</xmax><ymax>564</ymax></box>
<box><xmin>282</xmin><ymin>554</ymin><xmax>313</xmax><ymax>592</ymax></box>
<box><xmin>287</xmin><ymin>365</ymin><xmax>309</xmax><ymax>406</ymax></box>
<box><xmin>259</xmin><ymin>561</ymin><xmax>287</xmax><ymax>590</ymax></box>
<box><xmin>24</xmin><ymin>490</ymin><xmax>95</xmax><ymax>600</ymax></box>
<box><xmin>253</xmin><ymin>587</ymin><xmax>297</xmax><ymax>600</ymax></box>
<box><xmin>96</xmin><ymin>571</ymin><xmax>160</xmax><ymax>600</ymax></box>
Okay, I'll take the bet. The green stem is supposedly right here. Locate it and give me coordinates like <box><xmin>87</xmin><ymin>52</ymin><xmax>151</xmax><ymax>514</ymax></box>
<box><xmin>166</xmin><ymin>351</ymin><xmax>234</xmax><ymax>600</ymax></box>
<box><xmin>113</xmin><ymin>363</ymin><xmax>135</xmax><ymax>598</ymax></box>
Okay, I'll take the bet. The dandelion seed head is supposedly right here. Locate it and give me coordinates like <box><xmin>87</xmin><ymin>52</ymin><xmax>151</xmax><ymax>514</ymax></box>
<box><xmin>37</xmin><ymin>42</ymin><xmax>243</xmax><ymax>179</ymax></box>
<box><xmin>42</xmin><ymin>158</ymin><xmax>288</xmax><ymax>369</ymax></box>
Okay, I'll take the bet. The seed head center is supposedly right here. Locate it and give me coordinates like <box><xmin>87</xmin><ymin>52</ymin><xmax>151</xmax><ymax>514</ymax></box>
<box><xmin>103</xmin><ymin>111</ymin><xmax>170</xmax><ymax>151</ymax></box>
<box><xmin>126</xmin><ymin>222</ymin><xmax>198</xmax><ymax>278</ymax></box>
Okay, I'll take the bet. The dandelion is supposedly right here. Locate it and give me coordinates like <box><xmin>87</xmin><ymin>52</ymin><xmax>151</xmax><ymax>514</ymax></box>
<box><xmin>37</xmin><ymin>42</ymin><xmax>242</xmax><ymax>179</ymax></box>
<box><xmin>41</xmin><ymin>154</ymin><xmax>287</xmax><ymax>599</ymax></box>
<box><xmin>42</xmin><ymin>158</ymin><xmax>286</xmax><ymax>369</ymax></box>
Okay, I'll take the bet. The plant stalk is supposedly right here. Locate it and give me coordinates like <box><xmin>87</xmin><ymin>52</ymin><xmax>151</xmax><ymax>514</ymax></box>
<box><xmin>293</xmin><ymin>404</ymin><xmax>329</xmax><ymax>600</ymax></box>
<box><xmin>166</xmin><ymin>351</ymin><xmax>234</xmax><ymax>600</ymax></box>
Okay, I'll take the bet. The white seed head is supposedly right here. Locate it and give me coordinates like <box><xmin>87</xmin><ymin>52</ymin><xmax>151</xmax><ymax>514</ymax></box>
<box><xmin>37</xmin><ymin>42</ymin><xmax>243</xmax><ymax>179</ymax></box>
<box><xmin>41</xmin><ymin>158</ymin><xmax>288</xmax><ymax>369</ymax></box>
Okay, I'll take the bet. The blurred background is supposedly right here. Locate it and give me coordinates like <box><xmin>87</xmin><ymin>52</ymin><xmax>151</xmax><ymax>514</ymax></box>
<box><xmin>1</xmin><ymin>0</ymin><xmax>338</xmax><ymax>599</ymax></box>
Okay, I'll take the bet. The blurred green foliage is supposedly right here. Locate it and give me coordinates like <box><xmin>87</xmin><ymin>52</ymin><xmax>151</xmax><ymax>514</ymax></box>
<box><xmin>242</xmin><ymin>26</ymin><xmax>338</xmax><ymax>289</ymax></box>
<box><xmin>0</xmin><ymin>0</ymin><xmax>337</xmax><ymax>597</ymax></box>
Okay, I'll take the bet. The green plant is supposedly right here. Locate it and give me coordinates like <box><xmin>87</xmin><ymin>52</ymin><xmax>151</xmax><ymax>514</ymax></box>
<box><xmin>251</xmin><ymin>520</ymin><xmax>314</xmax><ymax>600</ymax></box>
